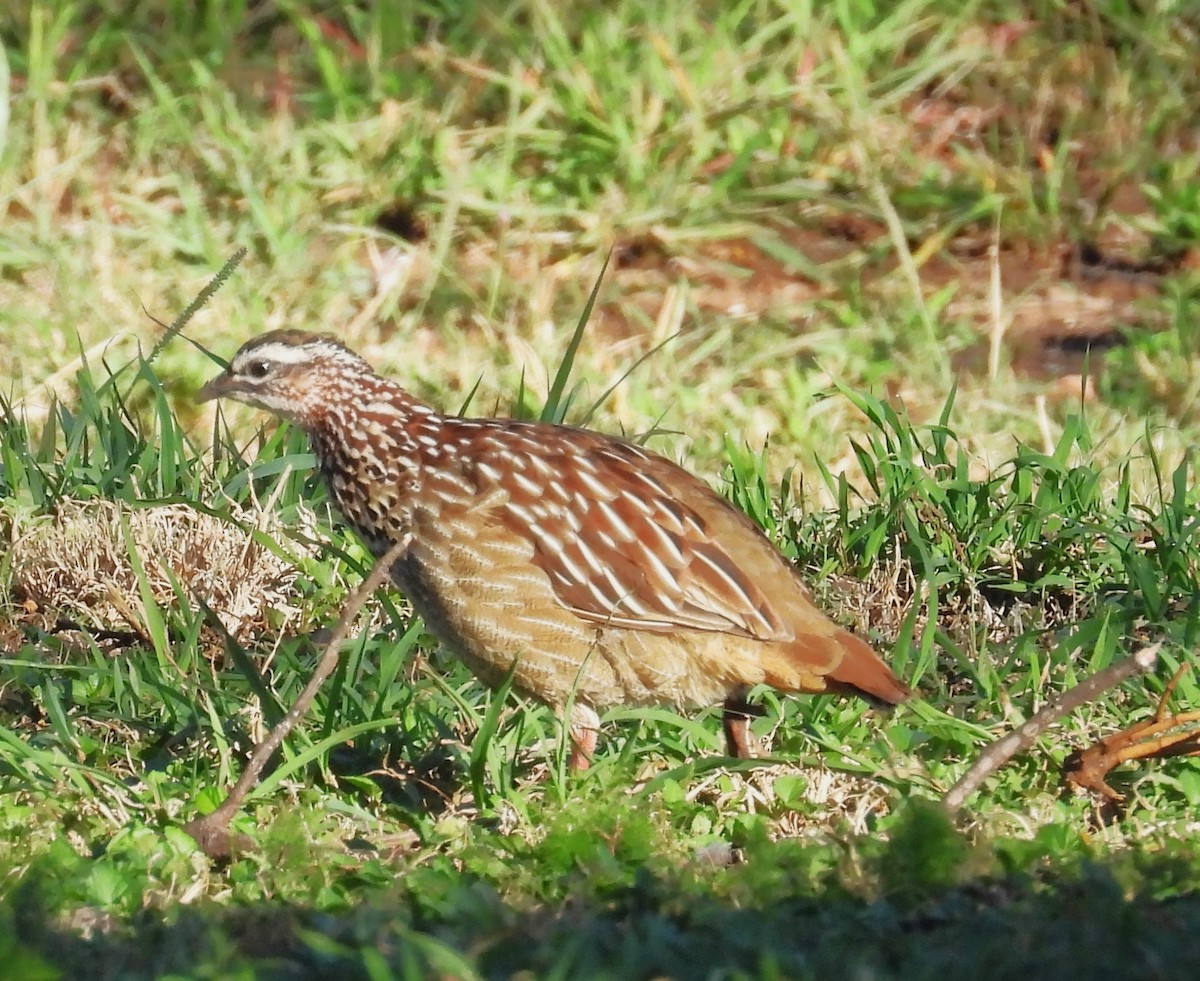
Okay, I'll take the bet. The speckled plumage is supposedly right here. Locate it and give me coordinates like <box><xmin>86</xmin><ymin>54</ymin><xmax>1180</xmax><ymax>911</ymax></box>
<box><xmin>198</xmin><ymin>330</ymin><xmax>908</xmax><ymax>767</ymax></box>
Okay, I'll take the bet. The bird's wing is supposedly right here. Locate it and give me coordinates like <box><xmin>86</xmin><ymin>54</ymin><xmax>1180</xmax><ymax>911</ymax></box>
<box><xmin>454</xmin><ymin>420</ymin><xmax>806</xmax><ymax>641</ymax></box>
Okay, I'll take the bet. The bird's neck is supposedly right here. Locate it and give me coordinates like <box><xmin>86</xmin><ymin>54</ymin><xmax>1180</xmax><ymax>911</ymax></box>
<box><xmin>303</xmin><ymin>374</ymin><xmax>441</xmax><ymax>489</ymax></box>
<box><xmin>303</xmin><ymin>373</ymin><xmax>433</xmax><ymax>435</ymax></box>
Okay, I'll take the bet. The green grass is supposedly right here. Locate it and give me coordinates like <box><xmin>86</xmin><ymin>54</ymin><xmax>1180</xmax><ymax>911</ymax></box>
<box><xmin>3</xmin><ymin>1</ymin><xmax>1200</xmax><ymax>978</ymax></box>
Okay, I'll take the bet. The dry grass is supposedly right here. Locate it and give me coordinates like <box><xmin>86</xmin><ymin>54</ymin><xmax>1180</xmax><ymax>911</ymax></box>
<box><xmin>8</xmin><ymin>498</ymin><xmax>317</xmax><ymax>642</ymax></box>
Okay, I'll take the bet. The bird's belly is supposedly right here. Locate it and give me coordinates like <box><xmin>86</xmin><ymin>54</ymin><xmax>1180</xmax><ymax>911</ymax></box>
<box><xmin>388</xmin><ymin>546</ymin><xmax>593</xmax><ymax>696</ymax></box>
<box><xmin>387</xmin><ymin>519</ymin><xmax>748</xmax><ymax>712</ymax></box>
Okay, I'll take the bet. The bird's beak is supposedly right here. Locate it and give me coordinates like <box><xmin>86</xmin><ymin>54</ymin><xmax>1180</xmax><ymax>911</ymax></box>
<box><xmin>195</xmin><ymin>371</ymin><xmax>238</xmax><ymax>404</ymax></box>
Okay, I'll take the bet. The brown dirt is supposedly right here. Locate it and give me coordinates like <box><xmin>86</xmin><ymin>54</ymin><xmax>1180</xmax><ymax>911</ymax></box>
<box><xmin>599</xmin><ymin>196</ymin><xmax>1184</xmax><ymax>395</ymax></box>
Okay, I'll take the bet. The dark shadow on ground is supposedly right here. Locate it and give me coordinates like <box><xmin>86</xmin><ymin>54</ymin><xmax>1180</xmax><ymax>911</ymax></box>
<box><xmin>9</xmin><ymin>818</ymin><xmax>1200</xmax><ymax>981</ymax></box>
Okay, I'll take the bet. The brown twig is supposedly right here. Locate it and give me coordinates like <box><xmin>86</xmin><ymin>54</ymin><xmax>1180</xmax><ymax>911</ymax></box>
<box><xmin>1155</xmin><ymin>663</ymin><xmax>1190</xmax><ymax>723</ymax></box>
<box><xmin>1064</xmin><ymin>662</ymin><xmax>1199</xmax><ymax>806</ymax></box>
<box><xmin>943</xmin><ymin>643</ymin><xmax>1161</xmax><ymax>815</ymax></box>
<box><xmin>1065</xmin><ymin>712</ymin><xmax>1200</xmax><ymax>804</ymax></box>
<box><xmin>184</xmin><ymin>536</ymin><xmax>409</xmax><ymax>859</ymax></box>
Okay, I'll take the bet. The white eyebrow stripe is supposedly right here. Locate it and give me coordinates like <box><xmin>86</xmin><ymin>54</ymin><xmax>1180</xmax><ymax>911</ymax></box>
<box><xmin>232</xmin><ymin>342</ymin><xmax>316</xmax><ymax>369</ymax></box>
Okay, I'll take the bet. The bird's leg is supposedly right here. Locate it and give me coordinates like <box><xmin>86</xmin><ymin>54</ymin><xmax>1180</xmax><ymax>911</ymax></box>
<box><xmin>567</xmin><ymin>702</ymin><xmax>600</xmax><ymax>772</ymax></box>
<box><xmin>722</xmin><ymin>694</ymin><xmax>762</xmax><ymax>759</ymax></box>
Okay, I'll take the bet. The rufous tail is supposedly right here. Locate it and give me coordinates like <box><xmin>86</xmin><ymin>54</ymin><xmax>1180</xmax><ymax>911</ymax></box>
<box><xmin>824</xmin><ymin>628</ymin><xmax>910</xmax><ymax>704</ymax></box>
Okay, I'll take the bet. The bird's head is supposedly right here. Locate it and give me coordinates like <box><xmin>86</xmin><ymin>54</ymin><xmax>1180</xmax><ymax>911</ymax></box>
<box><xmin>196</xmin><ymin>330</ymin><xmax>373</xmax><ymax>427</ymax></box>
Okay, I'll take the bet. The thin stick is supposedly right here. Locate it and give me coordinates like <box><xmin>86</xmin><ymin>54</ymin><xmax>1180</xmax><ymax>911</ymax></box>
<box><xmin>185</xmin><ymin>535</ymin><xmax>409</xmax><ymax>858</ymax></box>
<box><xmin>942</xmin><ymin>643</ymin><xmax>1161</xmax><ymax>815</ymax></box>
<box><xmin>985</xmin><ymin>210</ymin><xmax>1006</xmax><ymax>381</ymax></box>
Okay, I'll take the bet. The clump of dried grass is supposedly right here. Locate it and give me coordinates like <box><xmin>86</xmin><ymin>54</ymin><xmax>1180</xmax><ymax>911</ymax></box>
<box><xmin>824</xmin><ymin>552</ymin><xmax>1088</xmax><ymax>656</ymax></box>
<box><xmin>8</xmin><ymin>499</ymin><xmax>317</xmax><ymax>642</ymax></box>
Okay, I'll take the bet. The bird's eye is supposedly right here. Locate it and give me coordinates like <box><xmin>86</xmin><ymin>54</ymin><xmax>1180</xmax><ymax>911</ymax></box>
<box><xmin>246</xmin><ymin>360</ymin><xmax>271</xmax><ymax>380</ymax></box>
